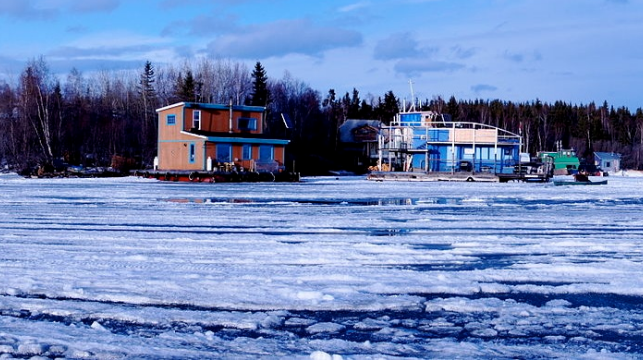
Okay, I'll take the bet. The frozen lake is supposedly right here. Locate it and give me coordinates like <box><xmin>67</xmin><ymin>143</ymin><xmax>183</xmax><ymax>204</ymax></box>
<box><xmin>1</xmin><ymin>174</ymin><xmax>643</xmax><ymax>359</ymax></box>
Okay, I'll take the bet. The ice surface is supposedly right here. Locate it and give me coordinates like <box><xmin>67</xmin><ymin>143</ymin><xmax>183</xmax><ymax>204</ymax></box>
<box><xmin>1</xmin><ymin>173</ymin><xmax>643</xmax><ymax>359</ymax></box>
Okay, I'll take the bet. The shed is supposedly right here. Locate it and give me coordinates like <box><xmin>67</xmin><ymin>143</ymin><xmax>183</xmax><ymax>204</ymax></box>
<box><xmin>594</xmin><ymin>152</ymin><xmax>621</xmax><ymax>174</ymax></box>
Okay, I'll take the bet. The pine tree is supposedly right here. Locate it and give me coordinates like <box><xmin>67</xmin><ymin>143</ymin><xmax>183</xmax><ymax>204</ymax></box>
<box><xmin>175</xmin><ymin>70</ymin><xmax>196</xmax><ymax>102</ymax></box>
<box><xmin>138</xmin><ymin>61</ymin><xmax>158</xmax><ymax>158</ymax></box>
<box><xmin>250</xmin><ymin>61</ymin><xmax>269</xmax><ymax>106</ymax></box>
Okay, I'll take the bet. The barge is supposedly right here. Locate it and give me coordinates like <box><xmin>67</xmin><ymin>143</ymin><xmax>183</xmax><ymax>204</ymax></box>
<box><xmin>133</xmin><ymin>169</ymin><xmax>300</xmax><ymax>183</ymax></box>
<box><xmin>367</xmin><ymin>108</ymin><xmax>553</xmax><ymax>183</ymax></box>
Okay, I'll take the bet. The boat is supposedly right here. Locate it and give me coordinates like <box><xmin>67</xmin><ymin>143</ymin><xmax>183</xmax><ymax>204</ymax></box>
<box><xmin>553</xmin><ymin>179</ymin><xmax>607</xmax><ymax>186</ymax></box>
<box><xmin>537</xmin><ymin>147</ymin><xmax>580</xmax><ymax>175</ymax></box>
<box><xmin>552</xmin><ymin>173</ymin><xmax>607</xmax><ymax>186</ymax></box>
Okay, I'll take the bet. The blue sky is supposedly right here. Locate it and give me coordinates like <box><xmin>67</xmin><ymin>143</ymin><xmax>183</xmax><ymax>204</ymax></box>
<box><xmin>0</xmin><ymin>0</ymin><xmax>641</xmax><ymax>110</ymax></box>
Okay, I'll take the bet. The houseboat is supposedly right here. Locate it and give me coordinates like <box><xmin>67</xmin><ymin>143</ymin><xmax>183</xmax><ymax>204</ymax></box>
<box><xmin>368</xmin><ymin>109</ymin><xmax>550</xmax><ymax>182</ymax></box>
<box><xmin>135</xmin><ymin>101</ymin><xmax>299</xmax><ymax>182</ymax></box>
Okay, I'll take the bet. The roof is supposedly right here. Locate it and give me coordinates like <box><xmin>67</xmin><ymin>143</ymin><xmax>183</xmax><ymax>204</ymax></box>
<box><xmin>594</xmin><ymin>152</ymin><xmax>621</xmax><ymax>160</ymax></box>
<box><xmin>156</xmin><ymin>102</ymin><xmax>266</xmax><ymax>113</ymax></box>
<box><xmin>180</xmin><ymin>131</ymin><xmax>289</xmax><ymax>145</ymax></box>
<box><xmin>338</xmin><ymin>119</ymin><xmax>381</xmax><ymax>143</ymax></box>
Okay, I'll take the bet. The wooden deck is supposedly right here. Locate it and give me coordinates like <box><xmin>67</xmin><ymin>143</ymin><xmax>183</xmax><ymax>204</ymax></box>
<box><xmin>132</xmin><ymin>169</ymin><xmax>300</xmax><ymax>183</ymax></box>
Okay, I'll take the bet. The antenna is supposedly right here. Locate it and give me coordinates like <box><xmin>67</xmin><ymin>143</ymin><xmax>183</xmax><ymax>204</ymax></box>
<box><xmin>408</xmin><ymin>79</ymin><xmax>416</xmax><ymax>112</ymax></box>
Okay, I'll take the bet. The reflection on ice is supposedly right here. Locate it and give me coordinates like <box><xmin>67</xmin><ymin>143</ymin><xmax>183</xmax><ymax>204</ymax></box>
<box><xmin>162</xmin><ymin>196</ymin><xmax>472</xmax><ymax>206</ymax></box>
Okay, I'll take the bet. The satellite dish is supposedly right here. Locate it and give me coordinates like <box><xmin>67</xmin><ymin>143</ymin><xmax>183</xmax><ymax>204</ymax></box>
<box><xmin>281</xmin><ymin>113</ymin><xmax>293</xmax><ymax>129</ymax></box>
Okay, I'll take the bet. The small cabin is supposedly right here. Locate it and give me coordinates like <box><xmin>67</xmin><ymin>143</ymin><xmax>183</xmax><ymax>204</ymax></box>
<box><xmin>156</xmin><ymin>102</ymin><xmax>289</xmax><ymax>173</ymax></box>
<box><xmin>594</xmin><ymin>152</ymin><xmax>621</xmax><ymax>174</ymax></box>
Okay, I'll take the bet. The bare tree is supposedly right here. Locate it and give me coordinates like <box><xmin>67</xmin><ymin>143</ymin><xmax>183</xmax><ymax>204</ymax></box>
<box><xmin>18</xmin><ymin>57</ymin><xmax>56</xmax><ymax>166</ymax></box>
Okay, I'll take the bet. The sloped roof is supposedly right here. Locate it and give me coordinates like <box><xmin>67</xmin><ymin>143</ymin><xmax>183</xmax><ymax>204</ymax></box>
<box><xmin>594</xmin><ymin>152</ymin><xmax>621</xmax><ymax>160</ymax></box>
<box><xmin>338</xmin><ymin>119</ymin><xmax>381</xmax><ymax>143</ymax></box>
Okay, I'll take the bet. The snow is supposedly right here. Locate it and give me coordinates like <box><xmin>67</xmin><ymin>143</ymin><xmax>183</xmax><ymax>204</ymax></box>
<box><xmin>1</xmin><ymin>173</ymin><xmax>643</xmax><ymax>359</ymax></box>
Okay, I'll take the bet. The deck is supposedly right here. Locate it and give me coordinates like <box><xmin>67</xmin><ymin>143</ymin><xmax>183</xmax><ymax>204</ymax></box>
<box><xmin>132</xmin><ymin>169</ymin><xmax>300</xmax><ymax>183</ymax></box>
<box><xmin>367</xmin><ymin>171</ymin><xmax>550</xmax><ymax>183</ymax></box>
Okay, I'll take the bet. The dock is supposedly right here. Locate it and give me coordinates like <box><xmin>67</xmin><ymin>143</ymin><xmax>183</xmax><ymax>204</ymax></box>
<box><xmin>367</xmin><ymin>171</ymin><xmax>550</xmax><ymax>183</ymax></box>
<box><xmin>132</xmin><ymin>169</ymin><xmax>300</xmax><ymax>183</ymax></box>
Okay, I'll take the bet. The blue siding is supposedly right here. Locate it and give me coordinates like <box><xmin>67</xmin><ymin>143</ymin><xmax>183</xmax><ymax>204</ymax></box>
<box><xmin>400</xmin><ymin>113</ymin><xmax>422</xmax><ymax>126</ymax></box>
<box><xmin>429</xmin><ymin>129</ymin><xmax>449</xmax><ymax>142</ymax></box>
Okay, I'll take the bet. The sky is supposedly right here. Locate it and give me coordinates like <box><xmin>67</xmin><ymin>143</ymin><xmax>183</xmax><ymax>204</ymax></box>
<box><xmin>0</xmin><ymin>0</ymin><xmax>641</xmax><ymax>110</ymax></box>
<box><xmin>3</xmin><ymin>174</ymin><xmax>643</xmax><ymax>358</ymax></box>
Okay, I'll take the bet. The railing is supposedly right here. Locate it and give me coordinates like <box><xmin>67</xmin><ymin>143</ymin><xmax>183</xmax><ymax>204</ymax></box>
<box><xmin>380</xmin><ymin>121</ymin><xmax>520</xmax><ymax>151</ymax></box>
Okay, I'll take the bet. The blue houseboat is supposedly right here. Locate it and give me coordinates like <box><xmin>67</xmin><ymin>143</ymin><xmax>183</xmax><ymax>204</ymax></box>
<box><xmin>370</xmin><ymin>110</ymin><xmax>538</xmax><ymax>182</ymax></box>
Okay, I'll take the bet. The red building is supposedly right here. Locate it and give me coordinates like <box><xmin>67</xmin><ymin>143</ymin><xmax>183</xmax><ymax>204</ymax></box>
<box><xmin>156</xmin><ymin>102</ymin><xmax>290</xmax><ymax>174</ymax></box>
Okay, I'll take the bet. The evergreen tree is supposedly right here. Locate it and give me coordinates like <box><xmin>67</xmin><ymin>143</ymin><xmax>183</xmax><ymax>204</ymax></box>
<box><xmin>138</xmin><ymin>61</ymin><xmax>158</xmax><ymax>158</ymax></box>
<box><xmin>250</xmin><ymin>61</ymin><xmax>269</xmax><ymax>106</ymax></box>
<box><xmin>175</xmin><ymin>70</ymin><xmax>196</xmax><ymax>102</ymax></box>
<box><xmin>377</xmin><ymin>90</ymin><xmax>399</xmax><ymax>125</ymax></box>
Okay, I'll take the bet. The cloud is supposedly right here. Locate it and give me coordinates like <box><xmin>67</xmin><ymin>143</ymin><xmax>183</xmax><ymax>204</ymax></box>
<box><xmin>394</xmin><ymin>58</ymin><xmax>464</xmax><ymax>77</ymax></box>
<box><xmin>48</xmin><ymin>57</ymin><xmax>145</xmax><ymax>74</ymax></box>
<box><xmin>338</xmin><ymin>1</ymin><xmax>371</xmax><ymax>13</ymax></box>
<box><xmin>451</xmin><ymin>45</ymin><xmax>476</xmax><ymax>59</ymax></box>
<box><xmin>0</xmin><ymin>0</ymin><xmax>57</xmax><ymax>20</ymax></box>
<box><xmin>205</xmin><ymin>18</ymin><xmax>362</xmax><ymax>59</ymax></box>
<box><xmin>471</xmin><ymin>84</ymin><xmax>498</xmax><ymax>94</ymax></box>
<box><xmin>0</xmin><ymin>0</ymin><xmax>118</xmax><ymax>20</ymax></box>
<box><xmin>48</xmin><ymin>44</ymin><xmax>156</xmax><ymax>58</ymax></box>
<box><xmin>65</xmin><ymin>25</ymin><xmax>89</xmax><ymax>34</ymax></box>
<box><xmin>374</xmin><ymin>32</ymin><xmax>421</xmax><ymax>60</ymax></box>
<box><xmin>46</xmin><ymin>31</ymin><xmax>171</xmax><ymax>68</ymax></box>
<box><xmin>503</xmin><ymin>50</ymin><xmax>524</xmax><ymax>63</ymax></box>
<box><xmin>159</xmin><ymin>0</ymin><xmax>267</xmax><ymax>9</ymax></box>
<box><xmin>162</xmin><ymin>13</ymin><xmax>240</xmax><ymax>37</ymax></box>
<box><xmin>68</xmin><ymin>0</ymin><xmax>119</xmax><ymax>13</ymax></box>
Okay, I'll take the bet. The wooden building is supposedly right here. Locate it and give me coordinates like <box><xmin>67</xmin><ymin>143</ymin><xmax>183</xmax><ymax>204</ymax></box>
<box><xmin>155</xmin><ymin>102</ymin><xmax>290</xmax><ymax>173</ymax></box>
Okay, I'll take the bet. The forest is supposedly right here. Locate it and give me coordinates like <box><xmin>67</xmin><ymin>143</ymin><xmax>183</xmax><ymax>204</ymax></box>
<box><xmin>1</xmin><ymin>56</ymin><xmax>642</xmax><ymax>176</ymax></box>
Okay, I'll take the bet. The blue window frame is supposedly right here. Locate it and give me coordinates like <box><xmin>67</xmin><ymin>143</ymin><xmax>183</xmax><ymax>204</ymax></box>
<box><xmin>259</xmin><ymin>145</ymin><xmax>274</xmax><ymax>160</ymax></box>
<box><xmin>238</xmin><ymin>117</ymin><xmax>257</xmax><ymax>131</ymax></box>
<box><xmin>188</xmin><ymin>143</ymin><xmax>196</xmax><ymax>163</ymax></box>
<box><xmin>242</xmin><ymin>144</ymin><xmax>252</xmax><ymax>160</ymax></box>
<box><xmin>217</xmin><ymin>143</ymin><xmax>232</xmax><ymax>163</ymax></box>
<box><xmin>166</xmin><ymin>114</ymin><xmax>176</xmax><ymax>125</ymax></box>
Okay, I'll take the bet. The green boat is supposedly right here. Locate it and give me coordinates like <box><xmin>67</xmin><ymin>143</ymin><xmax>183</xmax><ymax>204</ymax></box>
<box><xmin>538</xmin><ymin>149</ymin><xmax>580</xmax><ymax>175</ymax></box>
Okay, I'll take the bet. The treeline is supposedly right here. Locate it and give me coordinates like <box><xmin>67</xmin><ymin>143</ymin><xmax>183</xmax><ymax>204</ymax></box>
<box><xmin>1</xmin><ymin>56</ymin><xmax>642</xmax><ymax>175</ymax></box>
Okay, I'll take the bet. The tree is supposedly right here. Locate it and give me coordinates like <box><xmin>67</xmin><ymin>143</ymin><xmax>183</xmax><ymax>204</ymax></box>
<box><xmin>137</xmin><ymin>61</ymin><xmax>158</xmax><ymax>157</ymax></box>
<box><xmin>18</xmin><ymin>57</ymin><xmax>56</xmax><ymax>166</ymax></box>
<box><xmin>250</xmin><ymin>61</ymin><xmax>269</xmax><ymax>106</ymax></box>
<box><xmin>377</xmin><ymin>90</ymin><xmax>399</xmax><ymax>125</ymax></box>
<box><xmin>175</xmin><ymin>70</ymin><xmax>196</xmax><ymax>102</ymax></box>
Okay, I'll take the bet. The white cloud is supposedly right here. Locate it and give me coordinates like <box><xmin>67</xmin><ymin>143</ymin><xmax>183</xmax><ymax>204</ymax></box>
<box><xmin>338</xmin><ymin>1</ymin><xmax>371</xmax><ymax>13</ymax></box>
<box><xmin>206</xmin><ymin>18</ymin><xmax>362</xmax><ymax>59</ymax></box>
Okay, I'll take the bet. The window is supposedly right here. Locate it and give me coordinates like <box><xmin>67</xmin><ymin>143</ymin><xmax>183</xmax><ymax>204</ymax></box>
<box><xmin>259</xmin><ymin>145</ymin><xmax>274</xmax><ymax>160</ymax></box>
<box><xmin>605</xmin><ymin>161</ymin><xmax>611</xmax><ymax>168</ymax></box>
<box><xmin>217</xmin><ymin>143</ymin><xmax>232</xmax><ymax>163</ymax></box>
<box><xmin>166</xmin><ymin>114</ymin><xmax>176</xmax><ymax>125</ymax></box>
<box><xmin>242</xmin><ymin>144</ymin><xmax>252</xmax><ymax>160</ymax></box>
<box><xmin>238</xmin><ymin>117</ymin><xmax>257</xmax><ymax>131</ymax></box>
<box><xmin>188</xmin><ymin>143</ymin><xmax>196</xmax><ymax>163</ymax></box>
<box><xmin>193</xmin><ymin>110</ymin><xmax>201</xmax><ymax>130</ymax></box>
